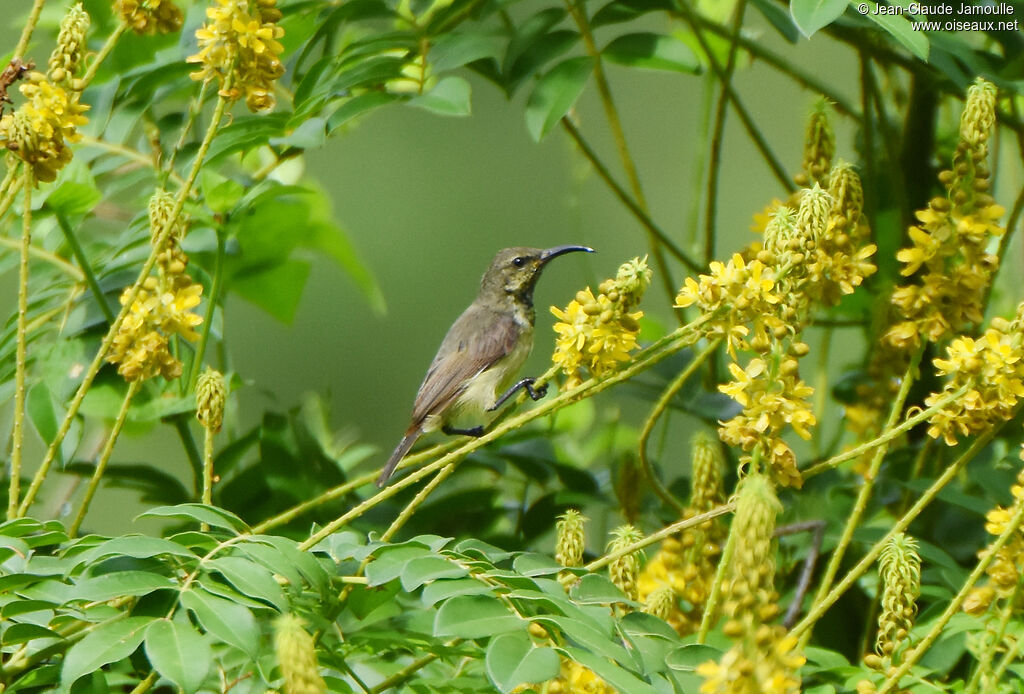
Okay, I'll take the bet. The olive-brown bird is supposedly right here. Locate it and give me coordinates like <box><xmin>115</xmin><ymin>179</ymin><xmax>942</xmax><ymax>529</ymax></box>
<box><xmin>377</xmin><ymin>245</ymin><xmax>593</xmax><ymax>486</ymax></box>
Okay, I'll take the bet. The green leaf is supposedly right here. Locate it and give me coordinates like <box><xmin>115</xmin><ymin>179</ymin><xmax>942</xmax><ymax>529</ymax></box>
<box><xmin>230</xmin><ymin>259</ymin><xmax>311</xmax><ymax>324</ymax></box>
<box><xmin>137</xmin><ymin>504</ymin><xmax>250</xmax><ymax>533</ymax></box>
<box><xmin>27</xmin><ymin>383</ymin><xmax>58</xmax><ymax>445</ymax></box>
<box><xmin>366</xmin><ymin>544</ymin><xmax>435</xmax><ymax>586</ymax></box>
<box><xmin>75</xmin><ymin>536</ymin><xmax>197</xmax><ymax>566</ymax></box>
<box><xmin>409</xmin><ymin>77</ymin><xmax>472</xmax><ymax>117</ymax></box>
<box><xmin>144</xmin><ymin>619</ymin><xmax>212</xmax><ymax>694</ymax></box>
<box><xmin>569</xmin><ymin>574</ymin><xmax>630</xmax><ymax>604</ymax></box>
<box><xmin>525</xmin><ymin>57</ymin><xmax>593</xmax><ymax>142</ymax></box>
<box><xmin>665</xmin><ymin>643</ymin><xmax>723</xmax><ymax>671</ymax></box>
<box><xmin>179</xmin><ymin>588</ymin><xmax>259</xmax><ymax>659</ymax></box>
<box><xmin>749</xmin><ymin>0</ymin><xmax>800</xmax><ymax>41</ymax></box>
<box><xmin>61</xmin><ymin>617</ymin><xmax>150</xmax><ymax>687</ymax></box>
<box><xmin>862</xmin><ymin>5</ymin><xmax>929</xmax><ymax>61</ymax></box>
<box><xmin>3</xmin><ymin>623</ymin><xmax>62</xmax><ymax>645</ymax></box>
<box><xmin>512</xmin><ymin>553</ymin><xmax>564</xmax><ymax>577</ymax></box>
<box><xmin>434</xmin><ymin>595</ymin><xmax>523</xmax><ymax>639</ymax></box>
<box><xmin>208</xmin><ymin>556</ymin><xmax>288</xmax><ymax>610</ymax></box>
<box><xmin>302</xmin><ymin>220</ymin><xmax>386</xmax><ymax>315</ymax></box>
<box><xmin>563</xmin><ymin>646</ymin><xmax>659</xmax><ymax>694</ymax></box>
<box><xmin>790</xmin><ymin>0</ymin><xmax>848</xmax><ymax>36</ymax></box>
<box><xmin>201</xmin><ymin>171</ymin><xmax>245</xmax><ymax>214</ymax></box>
<box><xmin>400</xmin><ymin>555</ymin><xmax>469</xmax><ymax>592</ymax></box>
<box><xmin>602</xmin><ymin>33</ymin><xmax>700</xmax><ymax>74</ymax></box>
<box><xmin>537</xmin><ymin>614</ymin><xmax>630</xmax><ymax>664</ymax></box>
<box><xmin>591</xmin><ymin>0</ymin><xmax>675</xmax><ymax>28</ymax></box>
<box><xmin>430</xmin><ymin>30</ymin><xmax>506</xmax><ymax>71</ymax></box>
<box><xmin>486</xmin><ymin>632</ymin><xmax>560</xmax><ymax>693</ymax></box>
<box><xmin>327</xmin><ymin>92</ymin><xmax>397</xmax><ymax>134</ymax></box>
<box><xmin>72</xmin><ymin>571</ymin><xmax>176</xmax><ymax>602</ymax></box>
<box><xmin>44</xmin><ymin>180</ymin><xmax>102</xmax><ymax>218</ymax></box>
<box><xmin>421</xmin><ymin>577</ymin><xmax>493</xmax><ymax>607</ymax></box>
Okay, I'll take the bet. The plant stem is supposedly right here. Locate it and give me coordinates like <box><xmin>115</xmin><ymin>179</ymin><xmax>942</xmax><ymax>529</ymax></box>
<box><xmin>13</xmin><ymin>0</ymin><xmax>46</xmax><ymax>60</ymax></box>
<box><xmin>790</xmin><ymin>425</ymin><xmax>1003</xmax><ymax>640</ymax></box>
<box><xmin>696</xmin><ymin>502</ymin><xmax>739</xmax><ymax>643</ymax></box>
<box><xmin>799</xmin><ymin>348</ymin><xmax>921</xmax><ymax>649</ymax></box>
<box><xmin>562</xmin><ymin>0</ymin><xmax>677</xmax><ymax>307</ymax></box>
<box><xmin>675</xmin><ymin>3</ymin><xmax>794</xmax><ymax>194</ymax></box>
<box><xmin>560</xmin><ymin>118</ymin><xmax>700</xmax><ymax>273</ymax></box>
<box><xmin>0</xmin><ymin>235</ymin><xmax>82</xmax><ymax>281</ymax></box>
<box><xmin>18</xmin><ymin>89</ymin><xmax>233</xmax><ymax>517</ymax></box>
<box><xmin>369</xmin><ymin>651</ymin><xmax>444</xmax><ymax>693</ymax></box>
<box><xmin>638</xmin><ymin>340</ymin><xmax>720</xmax><ymax>515</ymax></box>
<box><xmin>299</xmin><ymin>322</ymin><xmax>707</xmax><ymax>550</ymax></box>
<box><xmin>171</xmin><ymin>414</ymin><xmax>203</xmax><ymax>496</ymax></box>
<box><xmin>585</xmin><ymin>502</ymin><xmax>735</xmax><ymax>573</ymax></box>
<box><xmin>128</xmin><ymin>673</ymin><xmax>158</xmax><ymax>694</ymax></box>
<box><xmin>251</xmin><ymin>440</ymin><xmax>461</xmax><ymax>533</ymax></box>
<box><xmin>801</xmin><ymin>384</ymin><xmax>968</xmax><ymax>479</ymax></box>
<box><xmin>876</xmin><ymin>487</ymin><xmax>1024</xmax><ymax>694</ymax></box>
<box><xmin>69</xmin><ymin>380</ymin><xmax>141</xmax><ymax>536</ymax></box>
<box><xmin>964</xmin><ymin>580</ymin><xmax>1021</xmax><ymax>694</ymax></box>
<box><xmin>9</xmin><ymin>170</ymin><xmax>32</xmax><ymax>519</ymax></box>
<box><xmin>78</xmin><ymin>135</ymin><xmax>186</xmax><ymax>186</ymax></box>
<box><xmin>381</xmin><ymin>461</ymin><xmax>459</xmax><ymax>542</ymax></box>
<box><xmin>201</xmin><ymin>424</ymin><xmax>215</xmax><ymax>532</ymax></box>
<box><xmin>54</xmin><ymin>210</ymin><xmax>114</xmax><ymax>323</ymax></box>
<box><xmin>187</xmin><ymin>229</ymin><xmax>226</xmax><ymax>392</ymax></box>
<box><xmin>702</xmin><ymin>0</ymin><xmax>746</xmax><ymax>266</ymax></box>
<box><xmin>80</xmin><ymin>21</ymin><xmax>128</xmax><ymax>88</ymax></box>
<box><xmin>164</xmin><ymin>81</ymin><xmax>210</xmax><ymax>183</ymax></box>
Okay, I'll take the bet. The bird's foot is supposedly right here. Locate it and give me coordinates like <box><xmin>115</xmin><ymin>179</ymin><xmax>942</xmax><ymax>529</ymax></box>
<box><xmin>524</xmin><ymin>378</ymin><xmax>548</xmax><ymax>401</ymax></box>
<box><xmin>443</xmin><ymin>425</ymin><xmax>485</xmax><ymax>437</ymax></box>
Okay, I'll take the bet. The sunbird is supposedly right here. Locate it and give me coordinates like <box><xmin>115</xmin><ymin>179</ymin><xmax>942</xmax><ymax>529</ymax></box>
<box><xmin>377</xmin><ymin>245</ymin><xmax>593</xmax><ymax>486</ymax></box>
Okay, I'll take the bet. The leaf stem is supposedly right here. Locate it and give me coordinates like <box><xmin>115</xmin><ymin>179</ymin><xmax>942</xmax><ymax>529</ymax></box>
<box><xmin>69</xmin><ymin>380</ymin><xmax>141</xmax><ymax>537</ymax></box>
<box><xmin>12</xmin><ymin>0</ymin><xmax>46</xmax><ymax>60</ymax></box>
<box><xmin>799</xmin><ymin>347</ymin><xmax>922</xmax><ymax>648</ymax></box>
<box><xmin>9</xmin><ymin>169</ymin><xmax>32</xmax><ymax>519</ymax></box>
<box><xmin>18</xmin><ymin>88</ymin><xmax>233</xmax><ymax>517</ymax></box>
<box><xmin>790</xmin><ymin>423</ymin><xmax>1006</xmax><ymax>640</ymax></box>
<box><xmin>80</xmin><ymin>21</ymin><xmax>128</xmax><ymax>88</ymax></box>
<box><xmin>560</xmin><ymin>118</ymin><xmax>701</xmax><ymax>273</ymax></box>
<box><xmin>187</xmin><ymin>229</ymin><xmax>226</xmax><ymax>392</ymax></box>
<box><xmin>299</xmin><ymin>322</ymin><xmax>707</xmax><ymax>550</ymax></box>
<box><xmin>876</xmin><ymin>484</ymin><xmax>1024</xmax><ymax>694</ymax></box>
<box><xmin>638</xmin><ymin>339</ymin><xmax>721</xmax><ymax>515</ymax></box>
<box><xmin>54</xmin><ymin>210</ymin><xmax>114</xmax><ymax>323</ymax></box>
<box><xmin>702</xmin><ymin>0</ymin><xmax>746</xmax><ymax>266</ymax></box>
<box><xmin>801</xmin><ymin>384</ymin><xmax>968</xmax><ymax>479</ymax></box>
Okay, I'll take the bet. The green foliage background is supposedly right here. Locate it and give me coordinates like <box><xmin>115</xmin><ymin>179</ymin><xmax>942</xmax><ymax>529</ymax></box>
<box><xmin>0</xmin><ymin>0</ymin><xmax>1022</xmax><ymax>692</ymax></box>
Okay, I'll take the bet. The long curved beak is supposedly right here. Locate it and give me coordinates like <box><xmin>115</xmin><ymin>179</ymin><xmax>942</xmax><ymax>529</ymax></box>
<box><xmin>540</xmin><ymin>245</ymin><xmax>594</xmax><ymax>262</ymax></box>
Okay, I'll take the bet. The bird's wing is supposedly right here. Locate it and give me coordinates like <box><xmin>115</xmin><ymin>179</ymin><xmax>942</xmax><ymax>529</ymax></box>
<box><xmin>410</xmin><ymin>306</ymin><xmax>520</xmax><ymax>426</ymax></box>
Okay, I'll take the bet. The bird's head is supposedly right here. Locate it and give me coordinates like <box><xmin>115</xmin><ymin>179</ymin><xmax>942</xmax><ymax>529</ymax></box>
<box><xmin>480</xmin><ymin>245</ymin><xmax>594</xmax><ymax>305</ymax></box>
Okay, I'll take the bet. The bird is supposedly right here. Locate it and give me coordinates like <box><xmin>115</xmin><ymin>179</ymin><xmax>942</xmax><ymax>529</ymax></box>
<box><xmin>377</xmin><ymin>245</ymin><xmax>593</xmax><ymax>486</ymax></box>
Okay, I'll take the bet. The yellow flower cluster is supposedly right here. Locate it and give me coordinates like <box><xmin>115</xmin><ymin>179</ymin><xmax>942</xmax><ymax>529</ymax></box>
<box><xmin>794</xmin><ymin>98</ymin><xmax>835</xmax><ymax>187</ymax></box>
<box><xmin>115</xmin><ymin>0</ymin><xmax>184</xmax><ymax>35</ymax></box>
<box><xmin>697</xmin><ymin>474</ymin><xmax>804</xmax><ymax>694</ymax></box>
<box><xmin>964</xmin><ymin>460</ymin><xmax>1024</xmax><ymax>616</ymax></box>
<box><xmin>718</xmin><ymin>347</ymin><xmax>814</xmax><ymax>489</ymax></box>
<box><xmin>552</xmin><ymin>257</ymin><xmax>651</xmax><ymax>388</ymax></box>
<box><xmin>607</xmin><ymin>524</ymin><xmax>644</xmax><ymax>602</ymax></box>
<box><xmin>48</xmin><ymin>4</ymin><xmax>90</xmax><ymax>86</ymax></box>
<box><xmin>865</xmin><ymin>533</ymin><xmax>921</xmax><ymax>672</ymax></box>
<box><xmin>921</xmin><ymin>311</ymin><xmax>1024</xmax><ymax>446</ymax></box>
<box><xmin>637</xmin><ymin>435</ymin><xmax>726</xmax><ymax>634</ymax></box>
<box><xmin>196</xmin><ymin>368</ymin><xmax>227</xmax><ymax>432</ymax></box>
<box><xmin>107</xmin><ymin>191</ymin><xmax>204</xmax><ymax>381</ymax></box>
<box><xmin>547</xmin><ymin>660</ymin><xmax>616</xmax><ymax>694</ymax></box>
<box><xmin>0</xmin><ymin>75</ymin><xmax>89</xmax><ymax>183</ymax></box>
<box><xmin>556</xmin><ymin>508</ymin><xmax>586</xmax><ymax>568</ymax></box>
<box><xmin>675</xmin><ymin>253</ymin><xmax>782</xmax><ymax>357</ymax></box>
<box><xmin>274</xmin><ymin>614</ymin><xmax>327</xmax><ymax>694</ymax></box>
<box><xmin>888</xmin><ymin>79</ymin><xmax>1004</xmax><ymax>349</ymax></box>
<box><xmin>187</xmin><ymin>0</ymin><xmax>285</xmax><ymax>111</ymax></box>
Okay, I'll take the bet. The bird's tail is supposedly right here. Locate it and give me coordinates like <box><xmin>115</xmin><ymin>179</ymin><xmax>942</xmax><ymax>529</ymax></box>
<box><xmin>377</xmin><ymin>428</ymin><xmax>422</xmax><ymax>487</ymax></box>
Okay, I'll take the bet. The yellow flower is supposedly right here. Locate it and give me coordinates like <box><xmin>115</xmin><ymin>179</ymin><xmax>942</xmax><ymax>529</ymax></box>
<box><xmin>116</xmin><ymin>0</ymin><xmax>184</xmax><ymax>34</ymax></box>
<box><xmin>187</xmin><ymin>0</ymin><xmax>285</xmax><ymax>111</ymax></box>
<box><xmin>0</xmin><ymin>75</ymin><xmax>89</xmax><ymax>182</ymax></box>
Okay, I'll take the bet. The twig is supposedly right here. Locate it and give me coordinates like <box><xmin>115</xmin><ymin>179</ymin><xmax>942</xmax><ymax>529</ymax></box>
<box><xmin>638</xmin><ymin>340</ymin><xmax>720</xmax><ymax>514</ymax></box>
<box><xmin>9</xmin><ymin>169</ymin><xmax>32</xmax><ymax>519</ymax></box>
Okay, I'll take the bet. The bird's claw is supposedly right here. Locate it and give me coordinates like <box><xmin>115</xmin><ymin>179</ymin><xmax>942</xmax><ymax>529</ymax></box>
<box><xmin>525</xmin><ymin>379</ymin><xmax>548</xmax><ymax>401</ymax></box>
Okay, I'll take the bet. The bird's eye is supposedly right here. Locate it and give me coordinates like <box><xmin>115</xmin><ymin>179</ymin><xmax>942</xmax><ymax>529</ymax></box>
<box><xmin>512</xmin><ymin>257</ymin><xmax>526</xmax><ymax>267</ymax></box>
